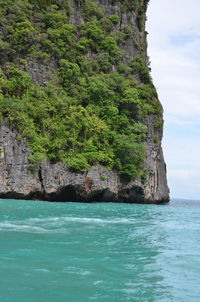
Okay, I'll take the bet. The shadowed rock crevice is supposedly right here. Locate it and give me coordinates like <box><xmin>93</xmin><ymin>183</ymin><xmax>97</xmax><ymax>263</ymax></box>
<box><xmin>45</xmin><ymin>185</ymin><xmax>85</xmax><ymax>202</ymax></box>
<box><xmin>38</xmin><ymin>166</ymin><xmax>45</xmax><ymax>198</ymax></box>
<box><xmin>118</xmin><ymin>186</ymin><xmax>145</xmax><ymax>203</ymax></box>
<box><xmin>41</xmin><ymin>185</ymin><xmax>146</xmax><ymax>203</ymax></box>
<box><xmin>42</xmin><ymin>185</ymin><xmax>116</xmax><ymax>203</ymax></box>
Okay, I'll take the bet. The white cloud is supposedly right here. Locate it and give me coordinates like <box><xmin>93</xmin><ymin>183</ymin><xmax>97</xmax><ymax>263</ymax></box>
<box><xmin>147</xmin><ymin>0</ymin><xmax>200</xmax><ymax>199</ymax></box>
<box><xmin>167</xmin><ymin>169</ymin><xmax>200</xmax><ymax>199</ymax></box>
<box><xmin>163</xmin><ymin>137</ymin><xmax>200</xmax><ymax>168</ymax></box>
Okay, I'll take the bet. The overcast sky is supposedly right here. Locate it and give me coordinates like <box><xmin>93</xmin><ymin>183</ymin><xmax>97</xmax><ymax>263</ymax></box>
<box><xmin>146</xmin><ymin>0</ymin><xmax>200</xmax><ymax>200</ymax></box>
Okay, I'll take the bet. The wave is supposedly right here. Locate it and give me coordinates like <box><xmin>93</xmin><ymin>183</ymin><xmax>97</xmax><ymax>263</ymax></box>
<box><xmin>0</xmin><ymin>222</ymin><xmax>48</xmax><ymax>233</ymax></box>
<box><xmin>0</xmin><ymin>216</ymin><xmax>136</xmax><ymax>233</ymax></box>
<box><xmin>27</xmin><ymin>216</ymin><xmax>136</xmax><ymax>225</ymax></box>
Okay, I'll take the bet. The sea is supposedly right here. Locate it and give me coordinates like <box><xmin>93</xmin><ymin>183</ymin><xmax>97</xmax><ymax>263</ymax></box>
<box><xmin>0</xmin><ymin>198</ymin><xmax>199</xmax><ymax>302</ymax></box>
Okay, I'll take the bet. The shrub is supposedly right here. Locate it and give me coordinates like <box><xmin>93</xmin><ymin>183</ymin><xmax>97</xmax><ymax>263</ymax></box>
<box><xmin>129</xmin><ymin>56</ymin><xmax>152</xmax><ymax>84</ymax></box>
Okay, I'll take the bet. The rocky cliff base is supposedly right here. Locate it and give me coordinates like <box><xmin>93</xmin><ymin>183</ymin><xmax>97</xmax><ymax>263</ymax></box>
<box><xmin>0</xmin><ymin>124</ymin><xmax>169</xmax><ymax>203</ymax></box>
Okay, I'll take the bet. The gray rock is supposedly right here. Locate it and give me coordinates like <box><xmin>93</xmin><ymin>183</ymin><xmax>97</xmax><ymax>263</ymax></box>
<box><xmin>0</xmin><ymin>124</ymin><xmax>41</xmax><ymax>199</ymax></box>
<box><xmin>0</xmin><ymin>123</ymin><xmax>169</xmax><ymax>203</ymax></box>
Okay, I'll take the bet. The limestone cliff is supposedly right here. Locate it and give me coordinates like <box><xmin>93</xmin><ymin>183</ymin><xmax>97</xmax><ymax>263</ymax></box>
<box><xmin>0</xmin><ymin>123</ymin><xmax>169</xmax><ymax>202</ymax></box>
<box><xmin>0</xmin><ymin>0</ymin><xmax>169</xmax><ymax>203</ymax></box>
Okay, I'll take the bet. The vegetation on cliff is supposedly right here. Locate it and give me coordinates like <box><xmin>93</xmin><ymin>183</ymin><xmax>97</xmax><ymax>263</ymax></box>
<box><xmin>0</xmin><ymin>0</ymin><xmax>160</xmax><ymax>182</ymax></box>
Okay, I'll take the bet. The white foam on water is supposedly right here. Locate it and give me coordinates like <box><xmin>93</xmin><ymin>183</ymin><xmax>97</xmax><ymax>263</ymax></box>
<box><xmin>0</xmin><ymin>222</ymin><xmax>49</xmax><ymax>233</ymax></box>
<box><xmin>93</xmin><ymin>280</ymin><xmax>103</xmax><ymax>285</ymax></box>
<box><xmin>33</xmin><ymin>268</ymin><xmax>50</xmax><ymax>273</ymax></box>
<box><xmin>63</xmin><ymin>266</ymin><xmax>91</xmax><ymax>276</ymax></box>
<box><xmin>27</xmin><ymin>216</ymin><xmax>136</xmax><ymax>225</ymax></box>
<box><xmin>0</xmin><ymin>216</ymin><xmax>136</xmax><ymax>233</ymax></box>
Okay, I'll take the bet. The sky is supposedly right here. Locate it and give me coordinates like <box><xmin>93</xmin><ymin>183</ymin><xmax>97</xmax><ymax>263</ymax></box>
<box><xmin>146</xmin><ymin>0</ymin><xmax>200</xmax><ymax>200</ymax></box>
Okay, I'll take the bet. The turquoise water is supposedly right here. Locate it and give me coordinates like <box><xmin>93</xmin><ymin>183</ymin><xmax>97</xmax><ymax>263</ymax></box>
<box><xmin>0</xmin><ymin>199</ymin><xmax>200</xmax><ymax>302</ymax></box>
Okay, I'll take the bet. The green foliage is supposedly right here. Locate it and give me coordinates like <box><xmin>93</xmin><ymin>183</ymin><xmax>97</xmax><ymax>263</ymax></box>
<box><xmin>80</xmin><ymin>0</ymin><xmax>104</xmax><ymax>20</ymax></box>
<box><xmin>154</xmin><ymin>119</ymin><xmax>163</xmax><ymax>130</ymax></box>
<box><xmin>80</xmin><ymin>21</ymin><xmax>104</xmax><ymax>49</ymax></box>
<box><xmin>0</xmin><ymin>64</ymin><xmax>32</xmax><ymax>98</ymax></box>
<box><xmin>102</xmin><ymin>36</ymin><xmax>118</xmax><ymax>54</ymax></box>
<box><xmin>100</xmin><ymin>174</ymin><xmax>106</xmax><ymax>181</ymax></box>
<box><xmin>140</xmin><ymin>169</ymin><xmax>148</xmax><ymax>184</ymax></box>
<box><xmin>30</xmin><ymin>0</ymin><xmax>52</xmax><ymax>8</ymax></box>
<box><xmin>153</xmin><ymin>136</ymin><xmax>159</xmax><ymax>143</ymax></box>
<box><xmin>7</xmin><ymin>20</ymin><xmax>36</xmax><ymax>54</ymax></box>
<box><xmin>113</xmin><ymin>134</ymin><xmax>145</xmax><ymax>182</ymax></box>
<box><xmin>109</xmin><ymin>14</ymin><xmax>119</xmax><ymax>24</ymax></box>
<box><xmin>44</xmin><ymin>23</ymin><xmax>75</xmax><ymax>58</ymax></box>
<box><xmin>129</xmin><ymin>56</ymin><xmax>152</xmax><ymax>84</ymax></box>
<box><xmin>59</xmin><ymin>60</ymin><xmax>81</xmax><ymax>89</ymax></box>
<box><xmin>121</xmin><ymin>24</ymin><xmax>133</xmax><ymax>38</ymax></box>
<box><xmin>0</xmin><ymin>0</ymin><xmax>159</xmax><ymax>182</ymax></box>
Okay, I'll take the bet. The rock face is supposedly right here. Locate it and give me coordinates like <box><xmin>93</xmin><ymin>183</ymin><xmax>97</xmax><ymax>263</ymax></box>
<box><xmin>0</xmin><ymin>0</ymin><xmax>170</xmax><ymax>203</ymax></box>
<box><xmin>0</xmin><ymin>123</ymin><xmax>169</xmax><ymax>203</ymax></box>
